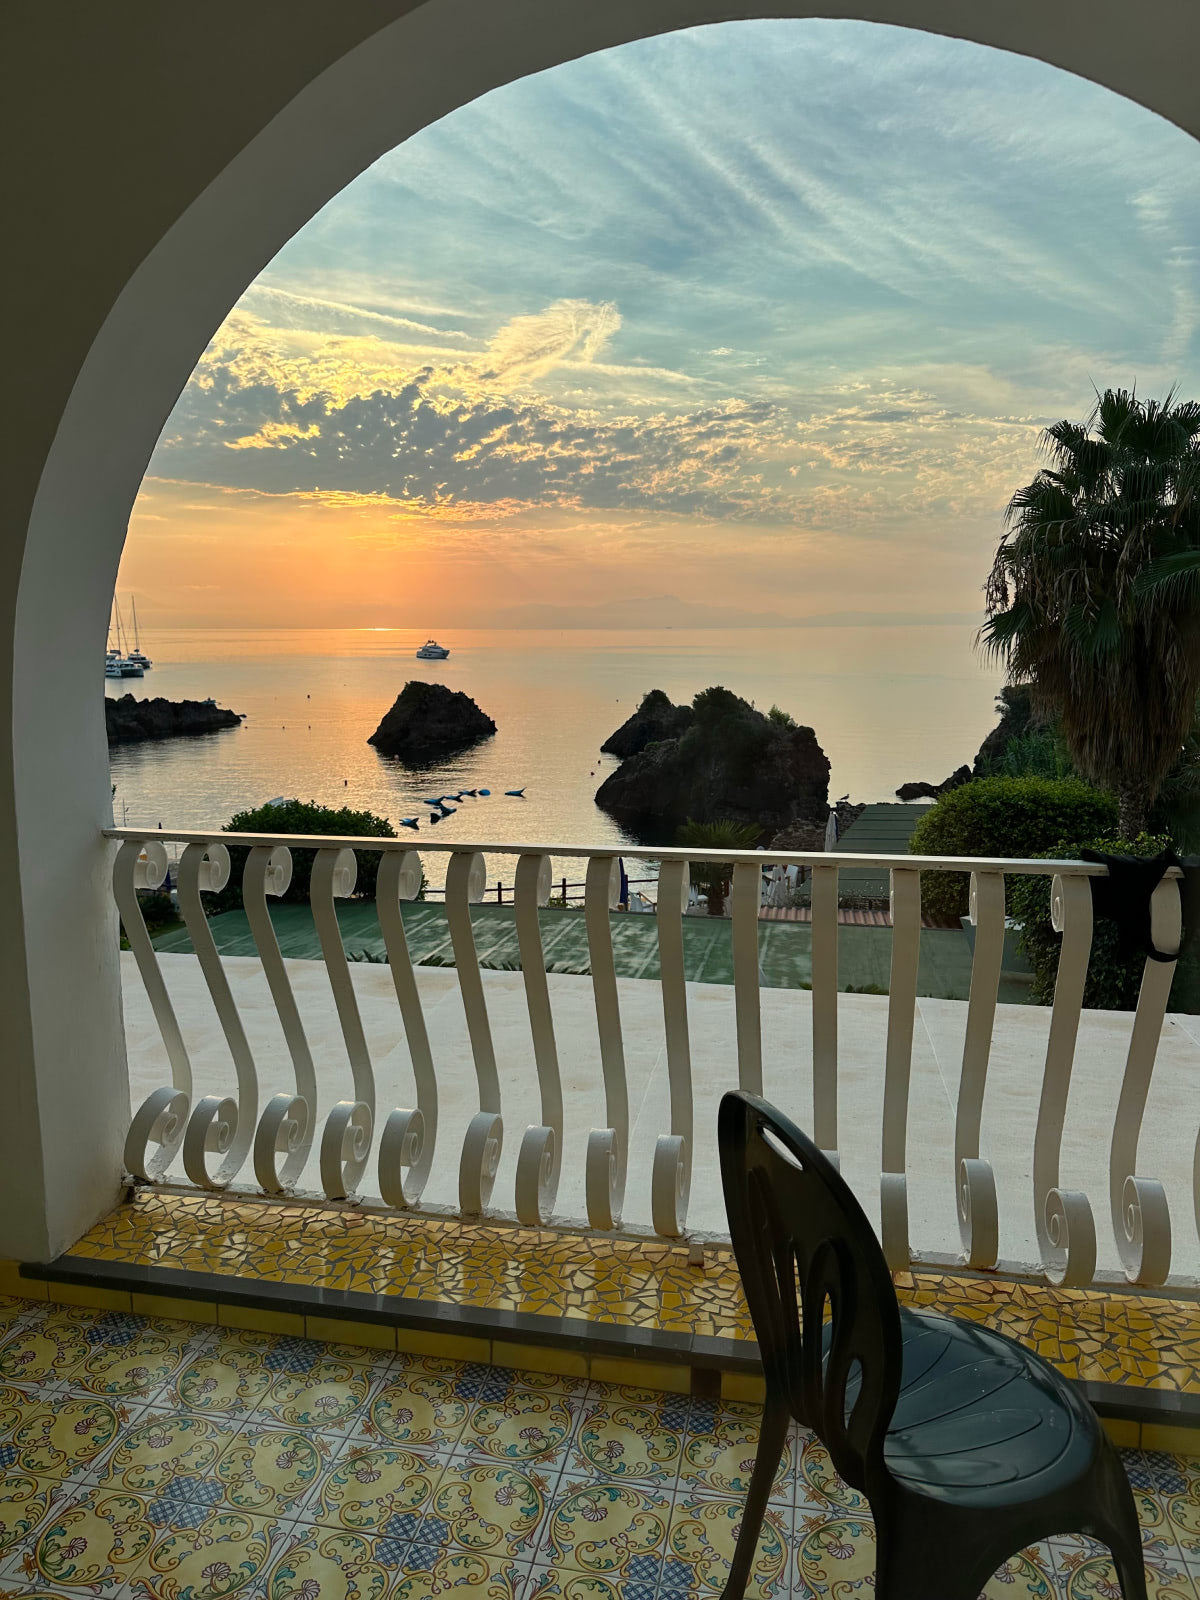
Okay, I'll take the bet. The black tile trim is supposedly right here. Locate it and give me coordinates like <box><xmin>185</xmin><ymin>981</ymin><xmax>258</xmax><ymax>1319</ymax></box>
<box><xmin>23</xmin><ymin>1257</ymin><xmax>1200</xmax><ymax>1428</ymax></box>
<box><xmin>21</xmin><ymin>1256</ymin><xmax>761</xmax><ymax>1373</ymax></box>
<box><xmin>1079</xmin><ymin>1379</ymin><xmax>1200</xmax><ymax>1429</ymax></box>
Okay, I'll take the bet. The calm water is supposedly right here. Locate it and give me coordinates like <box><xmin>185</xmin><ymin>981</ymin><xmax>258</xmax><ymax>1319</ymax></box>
<box><xmin>107</xmin><ymin>626</ymin><xmax>1003</xmax><ymax>888</ymax></box>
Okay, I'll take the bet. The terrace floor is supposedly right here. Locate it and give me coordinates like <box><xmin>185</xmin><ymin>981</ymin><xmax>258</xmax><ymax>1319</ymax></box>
<box><xmin>0</xmin><ymin>1289</ymin><xmax>1193</xmax><ymax>1600</ymax></box>
<box><xmin>121</xmin><ymin>957</ymin><xmax>1200</xmax><ymax>1276</ymax></box>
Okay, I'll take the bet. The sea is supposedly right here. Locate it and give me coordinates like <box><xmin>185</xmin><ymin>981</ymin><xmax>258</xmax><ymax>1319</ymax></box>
<box><xmin>106</xmin><ymin>625</ymin><xmax>1005</xmax><ymax>892</ymax></box>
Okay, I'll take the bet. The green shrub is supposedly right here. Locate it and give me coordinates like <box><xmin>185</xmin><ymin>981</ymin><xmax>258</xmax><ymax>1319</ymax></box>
<box><xmin>677</xmin><ymin>816</ymin><xmax>761</xmax><ymax>917</ymax></box>
<box><xmin>1008</xmin><ymin>832</ymin><xmax>1199</xmax><ymax>1012</ymax></box>
<box><xmin>211</xmin><ymin>799</ymin><xmax>398</xmax><ymax>911</ymax></box>
<box><xmin>909</xmin><ymin>777</ymin><xmax>1117</xmax><ymax>923</ymax></box>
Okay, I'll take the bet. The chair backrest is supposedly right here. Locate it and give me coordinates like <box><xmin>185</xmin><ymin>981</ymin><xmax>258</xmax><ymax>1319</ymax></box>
<box><xmin>718</xmin><ymin>1091</ymin><xmax>903</xmax><ymax>1490</ymax></box>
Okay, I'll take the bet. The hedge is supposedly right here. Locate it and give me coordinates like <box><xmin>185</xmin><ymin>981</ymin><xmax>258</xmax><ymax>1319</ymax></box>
<box><xmin>908</xmin><ymin>777</ymin><xmax>1117</xmax><ymax>923</ymax></box>
<box><xmin>1008</xmin><ymin>832</ymin><xmax>1200</xmax><ymax>1012</ymax></box>
<box><xmin>209</xmin><ymin>799</ymin><xmax>397</xmax><ymax>912</ymax></box>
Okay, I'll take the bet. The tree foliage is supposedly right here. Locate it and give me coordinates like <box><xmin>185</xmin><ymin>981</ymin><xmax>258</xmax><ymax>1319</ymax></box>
<box><xmin>1008</xmin><ymin>832</ymin><xmax>1199</xmax><ymax>1012</ymax></box>
<box><xmin>676</xmin><ymin>817</ymin><xmax>762</xmax><ymax>917</ymax></box>
<box><xmin>909</xmin><ymin>777</ymin><xmax>1117</xmax><ymax>922</ymax></box>
<box><xmin>211</xmin><ymin>799</ymin><xmax>398</xmax><ymax>911</ymax></box>
<box><xmin>981</xmin><ymin>389</ymin><xmax>1200</xmax><ymax>834</ymax></box>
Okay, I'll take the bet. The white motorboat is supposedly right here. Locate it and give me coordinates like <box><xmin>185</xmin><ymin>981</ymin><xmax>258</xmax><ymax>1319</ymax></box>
<box><xmin>415</xmin><ymin>638</ymin><xmax>450</xmax><ymax>659</ymax></box>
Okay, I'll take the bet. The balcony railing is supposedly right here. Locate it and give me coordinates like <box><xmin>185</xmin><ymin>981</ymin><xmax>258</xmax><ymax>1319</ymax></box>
<box><xmin>106</xmin><ymin>827</ymin><xmax>1195</xmax><ymax>1294</ymax></box>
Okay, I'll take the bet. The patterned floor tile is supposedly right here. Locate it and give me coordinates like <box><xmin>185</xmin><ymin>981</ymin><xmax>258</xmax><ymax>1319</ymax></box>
<box><xmin>0</xmin><ymin>1387</ymin><xmax>135</xmax><ymax>1487</ymax></box>
<box><xmin>662</xmin><ymin>1490</ymin><xmax>791</xmax><ymax>1598</ymax></box>
<box><xmin>418</xmin><ymin>1458</ymin><xmax>557</xmax><ymax>1561</ymax></box>
<box><xmin>132</xmin><ymin>1509</ymin><xmax>289</xmax><ymax>1600</ymax></box>
<box><xmin>679</xmin><ymin>1400</ymin><xmax>793</xmax><ymax>1504</ymax></box>
<box><xmin>90</xmin><ymin>1407</ymin><xmax>237</xmax><ymax>1496</ymax></box>
<box><xmin>570</xmin><ymin>1392</ymin><xmax>687</xmax><ymax>1488</ymax></box>
<box><xmin>1051</xmin><ymin>1533</ymin><xmax>1198</xmax><ymax>1598</ymax></box>
<box><xmin>355</xmin><ymin>1359</ymin><xmax>471</xmax><ymax>1455</ymax></box>
<box><xmin>390</xmin><ymin>1548</ymin><xmax>527</xmax><ymax>1600</ymax></box>
<box><xmin>254</xmin><ymin>1524</ymin><xmax>397</xmax><ymax>1600</ymax></box>
<box><xmin>457</xmin><ymin>1383</ymin><xmax>584</xmax><ymax>1471</ymax></box>
<box><xmin>524</xmin><ymin>1565</ymin><xmax>642</xmax><ymax>1600</ymax></box>
<box><xmin>308</xmin><ymin>1444</ymin><xmax>446</xmax><ymax>1539</ymax></box>
<box><xmin>537</xmin><ymin>1473</ymin><xmax>673</xmax><ymax>1582</ymax></box>
<box><xmin>255</xmin><ymin>1359</ymin><xmax>384</xmax><ymax>1439</ymax></box>
<box><xmin>0</xmin><ymin>1477</ymin><xmax>73</xmax><ymax>1576</ymax></box>
<box><xmin>169</xmin><ymin>1345</ymin><xmax>275</xmax><ymax>1419</ymax></box>
<box><xmin>203</xmin><ymin>1421</ymin><xmax>339</xmax><ymax>1519</ymax></box>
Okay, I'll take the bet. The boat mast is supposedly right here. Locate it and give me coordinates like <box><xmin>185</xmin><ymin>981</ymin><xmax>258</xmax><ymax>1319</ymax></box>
<box><xmin>131</xmin><ymin>597</ymin><xmax>140</xmax><ymax>652</ymax></box>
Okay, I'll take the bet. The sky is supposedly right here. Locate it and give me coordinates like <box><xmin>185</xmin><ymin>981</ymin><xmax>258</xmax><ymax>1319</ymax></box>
<box><xmin>121</xmin><ymin>18</ymin><xmax>1200</xmax><ymax>628</ymax></box>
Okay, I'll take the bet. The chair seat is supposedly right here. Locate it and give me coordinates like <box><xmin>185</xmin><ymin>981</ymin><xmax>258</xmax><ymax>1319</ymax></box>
<box><xmin>875</xmin><ymin>1309</ymin><xmax>1099</xmax><ymax>1508</ymax></box>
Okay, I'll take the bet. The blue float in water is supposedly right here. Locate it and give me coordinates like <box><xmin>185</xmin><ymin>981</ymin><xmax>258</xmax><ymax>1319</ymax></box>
<box><xmin>505</xmin><ymin>788</ymin><xmax>526</xmax><ymax>797</ymax></box>
<box><xmin>478</xmin><ymin>788</ymin><xmax>491</xmax><ymax>796</ymax></box>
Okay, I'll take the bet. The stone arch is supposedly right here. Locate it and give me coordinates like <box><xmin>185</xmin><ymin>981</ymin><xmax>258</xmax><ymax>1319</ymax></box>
<box><xmin>9</xmin><ymin>0</ymin><xmax>1199</xmax><ymax>1257</ymax></box>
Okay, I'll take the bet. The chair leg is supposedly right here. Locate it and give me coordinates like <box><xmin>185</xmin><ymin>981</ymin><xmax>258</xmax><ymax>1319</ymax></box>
<box><xmin>1096</xmin><ymin>1444</ymin><xmax>1149</xmax><ymax>1600</ymax></box>
<box><xmin>718</xmin><ymin>1401</ymin><xmax>789</xmax><ymax>1600</ymax></box>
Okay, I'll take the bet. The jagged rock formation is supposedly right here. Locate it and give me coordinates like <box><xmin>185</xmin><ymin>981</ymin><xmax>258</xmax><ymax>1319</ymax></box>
<box><xmin>601</xmin><ymin>689</ymin><xmax>694</xmax><ymax>759</ymax></box>
<box><xmin>368</xmin><ymin>681</ymin><xmax>496</xmax><ymax>762</ymax></box>
<box><xmin>895</xmin><ymin>765</ymin><xmax>972</xmax><ymax>802</ymax></box>
<box><xmin>596</xmin><ymin>686</ymin><xmax>830</xmax><ymax>835</ymax></box>
<box><xmin>769</xmin><ymin>801</ymin><xmax>865</xmax><ymax>852</ymax></box>
<box><xmin>105</xmin><ymin>694</ymin><xmax>242</xmax><ymax>745</ymax></box>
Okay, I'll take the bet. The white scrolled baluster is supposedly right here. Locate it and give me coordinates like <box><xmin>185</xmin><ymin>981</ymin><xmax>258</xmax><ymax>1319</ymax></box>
<box><xmin>1034</xmin><ymin>873</ymin><xmax>1097</xmax><ymax>1286</ymax></box>
<box><xmin>1111</xmin><ymin>875</ymin><xmax>1179</xmax><ymax>1284</ymax></box>
<box><xmin>243</xmin><ymin>845</ymin><xmax>317</xmax><ymax>1195</ymax></box>
<box><xmin>584</xmin><ymin>856</ymin><xmax>628</xmax><ymax>1230</ymax></box>
<box><xmin>376</xmin><ymin>850</ymin><xmax>438</xmax><ymax>1208</ymax></box>
<box><xmin>113</xmin><ymin>838</ymin><xmax>193</xmax><ymax>1181</ymax></box>
<box><xmin>731</xmin><ymin>860</ymin><xmax>763</xmax><ymax>1095</ymax></box>
<box><xmin>955</xmin><ymin>870</ymin><xmax>1005</xmax><ymax>1268</ymax></box>
<box><xmin>311</xmin><ymin>846</ymin><xmax>375</xmax><ymax>1199</ymax></box>
<box><xmin>514</xmin><ymin>853</ymin><xmax>563</xmax><ymax>1225</ymax></box>
<box><xmin>880</xmin><ymin>866</ymin><xmax>921</xmax><ymax>1269</ymax></box>
<box><xmin>652</xmin><ymin>859</ymin><xmax>693</xmax><ymax>1238</ymax></box>
<box><xmin>810</xmin><ymin>862</ymin><xmax>839</xmax><ymax>1161</ymax></box>
<box><xmin>176</xmin><ymin>842</ymin><xmax>257</xmax><ymax>1189</ymax></box>
<box><xmin>446</xmin><ymin>850</ymin><xmax>503</xmax><ymax>1215</ymax></box>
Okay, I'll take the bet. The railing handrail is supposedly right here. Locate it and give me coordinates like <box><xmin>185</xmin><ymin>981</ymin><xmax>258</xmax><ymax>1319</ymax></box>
<box><xmin>101</xmin><ymin>826</ymin><xmax>1171</xmax><ymax>879</ymax></box>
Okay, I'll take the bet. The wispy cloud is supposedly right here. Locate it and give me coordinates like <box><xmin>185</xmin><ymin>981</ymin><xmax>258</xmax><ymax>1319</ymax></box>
<box><xmin>133</xmin><ymin>17</ymin><xmax>1200</xmax><ymax>624</ymax></box>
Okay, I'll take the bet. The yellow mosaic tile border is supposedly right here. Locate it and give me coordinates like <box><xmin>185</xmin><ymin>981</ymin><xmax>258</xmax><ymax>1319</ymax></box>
<box><xmin>54</xmin><ymin>1190</ymin><xmax>1200</xmax><ymax>1397</ymax></box>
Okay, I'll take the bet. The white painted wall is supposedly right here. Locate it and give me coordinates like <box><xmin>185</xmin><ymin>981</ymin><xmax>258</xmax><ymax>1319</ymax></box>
<box><xmin>5</xmin><ymin>0</ymin><xmax>1199</xmax><ymax>1259</ymax></box>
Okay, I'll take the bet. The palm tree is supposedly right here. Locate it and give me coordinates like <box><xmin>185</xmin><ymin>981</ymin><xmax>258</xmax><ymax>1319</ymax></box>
<box><xmin>676</xmin><ymin>818</ymin><xmax>762</xmax><ymax>916</ymax></box>
<box><xmin>981</xmin><ymin>388</ymin><xmax>1200</xmax><ymax>836</ymax></box>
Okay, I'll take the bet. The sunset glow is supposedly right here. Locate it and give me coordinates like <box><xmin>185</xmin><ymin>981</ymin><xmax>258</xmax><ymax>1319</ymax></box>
<box><xmin>119</xmin><ymin>19</ymin><xmax>1200</xmax><ymax>627</ymax></box>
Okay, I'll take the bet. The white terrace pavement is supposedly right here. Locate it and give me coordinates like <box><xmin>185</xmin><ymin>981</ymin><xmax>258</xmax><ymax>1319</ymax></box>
<box><xmin>121</xmin><ymin>953</ymin><xmax>1200</xmax><ymax>1283</ymax></box>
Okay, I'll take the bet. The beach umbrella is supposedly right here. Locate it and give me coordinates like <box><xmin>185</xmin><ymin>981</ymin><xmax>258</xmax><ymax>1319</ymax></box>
<box><xmin>767</xmin><ymin>863</ymin><xmax>788</xmax><ymax>908</ymax></box>
<box><xmin>824</xmin><ymin>807</ymin><xmax>839</xmax><ymax>852</ymax></box>
<box><xmin>618</xmin><ymin>857</ymin><xmax>629</xmax><ymax>907</ymax></box>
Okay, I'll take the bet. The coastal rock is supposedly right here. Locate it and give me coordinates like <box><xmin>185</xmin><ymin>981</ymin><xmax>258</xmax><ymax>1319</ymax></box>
<box><xmin>595</xmin><ymin>686</ymin><xmax>830</xmax><ymax>836</ymax></box>
<box><xmin>895</xmin><ymin>765</ymin><xmax>972</xmax><ymax>802</ymax></box>
<box><xmin>973</xmin><ymin>684</ymin><xmax>1041</xmax><ymax>774</ymax></box>
<box><xmin>601</xmin><ymin>689</ymin><xmax>693</xmax><ymax>759</ymax></box>
<box><xmin>368</xmin><ymin>680</ymin><xmax>496</xmax><ymax>762</ymax></box>
<box><xmin>769</xmin><ymin>801</ymin><xmax>864</xmax><ymax>853</ymax></box>
<box><xmin>105</xmin><ymin>694</ymin><xmax>242</xmax><ymax>745</ymax></box>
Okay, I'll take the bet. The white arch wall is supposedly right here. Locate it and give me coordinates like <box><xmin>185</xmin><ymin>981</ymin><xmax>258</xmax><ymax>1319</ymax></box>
<box><xmin>6</xmin><ymin>0</ymin><xmax>1200</xmax><ymax>1260</ymax></box>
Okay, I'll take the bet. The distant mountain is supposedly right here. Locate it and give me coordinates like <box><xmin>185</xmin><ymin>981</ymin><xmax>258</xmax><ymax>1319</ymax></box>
<box><xmin>486</xmin><ymin>596</ymin><xmax>981</xmax><ymax>629</ymax></box>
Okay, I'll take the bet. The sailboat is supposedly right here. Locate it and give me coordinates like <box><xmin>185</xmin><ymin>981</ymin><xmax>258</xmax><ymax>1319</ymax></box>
<box><xmin>104</xmin><ymin>600</ymin><xmax>143</xmax><ymax>678</ymax></box>
<box><xmin>125</xmin><ymin>597</ymin><xmax>152</xmax><ymax>670</ymax></box>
